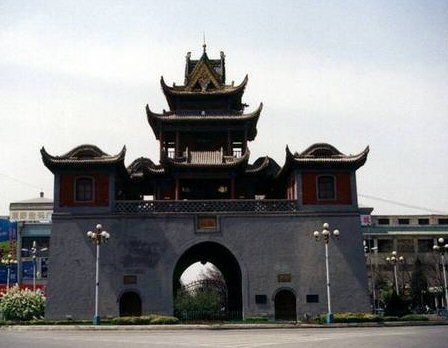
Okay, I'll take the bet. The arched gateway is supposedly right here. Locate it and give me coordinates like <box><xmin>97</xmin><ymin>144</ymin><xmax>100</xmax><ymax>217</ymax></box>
<box><xmin>42</xmin><ymin>45</ymin><xmax>371</xmax><ymax>321</ymax></box>
<box><xmin>173</xmin><ymin>242</ymin><xmax>242</xmax><ymax>318</ymax></box>
<box><xmin>119</xmin><ymin>291</ymin><xmax>142</xmax><ymax>317</ymax></box>
<box><xmin>274</xmin><ymin>289</ymin><xmax>297</xmax><ymax>321</ymax></box>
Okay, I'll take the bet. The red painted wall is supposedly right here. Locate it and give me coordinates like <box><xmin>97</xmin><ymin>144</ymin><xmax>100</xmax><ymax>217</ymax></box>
<box><xmin>302</xmin><ymin>172</ymin><xmax>352</xmax><ymax>205</ymax></box>
<box><xmin>59</xmin><ymin>173</ymin><xmax>109</xmax><ymax>207</ymax></box>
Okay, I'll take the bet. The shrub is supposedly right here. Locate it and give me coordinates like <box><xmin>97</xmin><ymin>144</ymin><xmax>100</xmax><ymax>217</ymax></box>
<box><xmin>244</xmin><ymin>317</ymin><xmax>269</xmax><ymax>323</ymax></box>
<box><xmin>0</xmin><ymin>286</ymin><xmax>45</xmax><ymax>321</ymax></box>
<box><xmin>174</xmin><ymin>288</ymin><xmax>222</xmax><ymax>315</ymax></box>
<box><xmin>401</xmin><ymin>314</ymin><xmax>429</xmax><ymax>321</ymax></box>
<box><xmin>384</xmin><ymin>291</ymin><xmax>410</xmax><ymax>317</ymax></box>
<box><xmin>316</xmin><ymin>312</ymin><xmax>383</xmax><ymax>324</ymax></box>
<box><xmin>150</xmin><ymin>315</ymin><xmax>179</xmax><ymax>325</ymax></box>
<box><xmin>110</xmin><ymin>315</ymin><xmax>178</xmax><ymax>325</ymax></box>
<box><xmin>383</xmin><ymin>316</ymin><xmax>399</xmax><ymax>322</ymax></box>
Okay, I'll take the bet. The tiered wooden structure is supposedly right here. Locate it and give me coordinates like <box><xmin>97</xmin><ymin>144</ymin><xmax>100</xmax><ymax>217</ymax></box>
<box><xmin>41</xmin><ymin>46</ymin><xmax>369</xmax><ymax>213</ymax></box>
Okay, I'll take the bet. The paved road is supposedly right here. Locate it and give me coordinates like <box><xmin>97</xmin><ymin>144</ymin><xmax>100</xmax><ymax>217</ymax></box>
<box><xmin>1</xmin><ymin>326</ymin><xmax>447</xmax><ymax>348</ymax></box>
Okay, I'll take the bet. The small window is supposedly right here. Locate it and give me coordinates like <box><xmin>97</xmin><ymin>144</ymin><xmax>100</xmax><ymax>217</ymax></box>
<box><xmin>397</xmin><ymin>239</ymin><xmax>414</xmax><ymax>253</ymax></box>
<box><xmin>317</xmin><ymin>176</ymin><xmax>335</xmax><ymax>200</ymax></box>
<box><xmin>378</xmin><ymin>218</ymin><xmax>390</xmax><ymax>225</ymax></box>
<box><xmin>377</xmin><ymin>239</ymin><xmax>393</xmax><ymax>253</ymax></box>
<box><xmin>418</xmin><ymin>218</ymin><xmax>429</xmax><ymax>225</ymax></box>
<box><xmin>418</xmin><ymin>239</ymin><xmax>434</xmax><ymax>253</ymax></box>
<box><xmin>438</xmin><ymin>218</ymin><xmax>448</xmax><ymax>225</ymax></box>
<box><xmin>255</xmin><ymin>295</ymin><xmax>267</xmax><ymax>304</ymax></box>
<box><xmin>306</xmin><ymin>294</ymin><xmax>319</xmax><ymax>303</ymax></box>
<box><xmin>398</xmin><ymin>218</ymin><xmax>410</xmax><ymax>225</ymax></box>
<box><xmin>364</xmin><ymin>239</ymin><xmax>375</xmax><ymax>252</ymax></box>
<box><xmin>75</xmin><ymin>177</ymin><xmax>94</xmax><ymax>202</ymax></box>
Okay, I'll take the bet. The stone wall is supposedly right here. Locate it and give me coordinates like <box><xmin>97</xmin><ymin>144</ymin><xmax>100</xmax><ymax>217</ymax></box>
<box><xmin>45</xmin><ymin>212</ymin><xmax>370</xmax><ymax>320</ymax></box>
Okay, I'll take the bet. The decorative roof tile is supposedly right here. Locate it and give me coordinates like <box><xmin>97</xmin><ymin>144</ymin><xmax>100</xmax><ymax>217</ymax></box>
<box><xmin>41</xmin><ymin>145</ymin><xmax>126</xmax><ymax>172</ymax></box>
<box><xmin>277</xmin><ymin>143</ymin><xmax>369</xmax><ymax>177</ymax></box>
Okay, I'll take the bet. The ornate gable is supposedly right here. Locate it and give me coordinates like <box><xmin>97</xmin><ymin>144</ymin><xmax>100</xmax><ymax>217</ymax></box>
<box><xmin>186</xmin><ymin>55</ymin><xmax>222</xmax><ymax>92</ymax></box>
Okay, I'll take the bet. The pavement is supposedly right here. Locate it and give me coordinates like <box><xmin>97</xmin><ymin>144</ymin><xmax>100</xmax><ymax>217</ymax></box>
<box><xmin>1</xmin><ymin>325</ymin><xmax>448</xmax><ymax>347</ymax></box>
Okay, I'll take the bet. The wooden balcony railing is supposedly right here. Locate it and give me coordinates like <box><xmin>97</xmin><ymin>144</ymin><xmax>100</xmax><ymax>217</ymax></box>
<box><xmin>114</xmin><ymin>199</ymin><xmax>298</xmax><ymax>214</ymax></box>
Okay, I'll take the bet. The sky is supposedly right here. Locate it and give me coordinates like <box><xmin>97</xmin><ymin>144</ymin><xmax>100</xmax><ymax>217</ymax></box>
<box><xmin>1</xmin><ymin>0</ymin><xmax>448</xmax><ymax>216</ymax></box>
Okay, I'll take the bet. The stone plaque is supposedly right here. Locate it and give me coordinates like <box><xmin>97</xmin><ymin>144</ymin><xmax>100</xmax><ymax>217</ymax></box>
<box><xmin>277</xmin><ymin>273</ymin><xmax>291</xmax><ymax>283</ymax></box>
<box><xmin>197</xmin><ymin>216</ymin><xmax>218</xmax><ymax>231</ymax></box>
<box><xmin>123</xmin><ymin>275</ymin><xmax>137</xmax><ymax>285</ymax></box>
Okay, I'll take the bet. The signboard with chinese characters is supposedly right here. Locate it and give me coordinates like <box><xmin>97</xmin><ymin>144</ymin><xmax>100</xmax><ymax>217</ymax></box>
<box><xmin>0</xmin><ymin>219</ymin><xmax>17</xmax><ymax>259</ymax></box>
<box><xmin>360</xmin><ymin>215</ymin><xmax>372</xmax><ymax>226</ymax></box>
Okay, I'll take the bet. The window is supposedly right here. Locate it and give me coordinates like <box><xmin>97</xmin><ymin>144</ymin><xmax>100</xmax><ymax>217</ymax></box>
<box><xmin>306</xmin><ymin>294</ymin><xmax>319</xmax><ymax>303</ymax></box>
<box><xmin>418</xmin><ymin>218</ymin><xmax>429</xmax><ymax>225</ymax></box>
<box><xmin>255</xmin><ymin>295</ymin><xmax>267</xmax><ymax>304</ymax></box>
<box><xmin>377</xmin><ymin>239</ymin><xmax>393</xmax><ymax>253</ymax></box>
<box><xmin>21</xmin><ymin>237</ymin><xmax>50</xmax><ymax>257</ymax></box>
<box><xmin>317</xmin><ymin>176</ymin><xmax>335</xmax><ymax>200</ymax></box>
<box><xmin>397</xmin><ymin>239</ymin><xmax>414</xmax><ymax>253</ymax></box>
<box><xmin>418</xmin><ymin>239</ymin><xmax>434</xmax><ymax>253</ymax></box>
<box><xmin>398</xmin><ymin>218</ymin><xmax>410</xmax><ymax>225</ymax></box>
<box><xmin>75</xmin><ymin>177</ymin><xmax>94</xmax><ymax>202</ymax></box>
<box><xmin>364</xmin><ymin>239</ymin><xmax>375</xmax><ymax>252</ymax></box>
<box><xmin>438</xmin><ymin>218</ymin><xmax>448</xmax><ymax>225</ymax></box>
<box><xmin>378</xmin><ymin>218</ymin><xmax>390</xmax><ymax>225</ymax></box>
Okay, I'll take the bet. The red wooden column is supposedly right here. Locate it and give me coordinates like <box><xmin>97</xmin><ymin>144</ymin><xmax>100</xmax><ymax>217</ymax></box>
<box><xmin>175</xmin><ymin>131</ymin><xmax>180</xmax><ymax>157</ymax></box>
<box><xmin>159</xmin><ymin>130</ymin><xmax>164</xmax><ymax>160</ymax></box>
<box><xmin>243</xmin><ymin>128</ymin><xmax>248</xmax><ymax>154</ymax></box>
<box><xmin>227</xmin><ymin>130</ymin><xmax>232</xmax><ymax>156</ymax></box>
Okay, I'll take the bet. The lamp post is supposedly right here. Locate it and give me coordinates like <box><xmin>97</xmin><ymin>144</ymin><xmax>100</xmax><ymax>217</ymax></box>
<box><xmin>385</xmin><ymin>251</ymin><xmax>404</xmax><ymax>295</ymax></box>
<box><xmin>22</xmin><ymin>241</ymin><xmax>48</xmax><ymax>291</ymax></box>
<box><xmin>86</xmin><ymin>224</ymin><xmax>110</xmax><ymax>325</ymax></box>
<box><xmin>433</xmin><ymin>237</ymin><xmax>448</xmax><ymax>308</ymax></box>
<box><xmin>364</xmin><ymin>241</ymin><xmax>378</xmax><ymax>311</ymax></box>
<box><xmin>313</xmin><ymin>223</ymin><xmax>340</xmax><ymax>324</ymax></box>
<box><xmin>1</xmin><ymin>254</ymin><xmax>17</xmax><ymax>290</ymax></box>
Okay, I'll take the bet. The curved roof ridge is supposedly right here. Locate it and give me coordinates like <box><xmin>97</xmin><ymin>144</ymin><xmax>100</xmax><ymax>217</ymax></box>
<box><xmin>127</xmin><ymin>157</ymin><xmax>165</xmax><ymax>175</ymax></box>
<box><xmin>41</xmin><ymin>145</ymin><xmax>126</xmax><ymax>161</ymax></box>
<box><xmin>146</xmin><ymin>102</ymin><xmax>262</xmax><ymax>121</ymax></box>
<box><xmin>41</xmin><ymin>145</ymin><xmax>126</xmax><ymax>172</ymax></box>
<box><xmin>160</xmin><ymin>74</ymin><xmax>248</xmax><ymax>95</ymax></box>
<box><xmin>277</xmin><ymin>143</ymin><xmax>369</xmax><ymax>177</ymax></box>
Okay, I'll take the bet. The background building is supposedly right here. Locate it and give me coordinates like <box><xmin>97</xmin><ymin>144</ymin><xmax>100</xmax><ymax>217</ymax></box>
<box><xmin>1</xmin><ymin>193</ymin><xmax>53</xmax><ymax>290</ymax></box>
<box><xmin>361</xmin><ymin>211</ymin><xmax>448</xmax><ymax>309</ymax></box>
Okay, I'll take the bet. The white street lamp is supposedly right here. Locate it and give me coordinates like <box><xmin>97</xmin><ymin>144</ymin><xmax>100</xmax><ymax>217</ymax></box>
<box><xmin>1</xmin><ymin>254</ymin><xmax>17</xmax><ymax>290</ymax></box>
<box><xmin>433</xmin><ymin>238</ymin><xmax>448</xmax><ymax>308</ymax></box>
<box><xmin>86</xmin><ymin>224</ymin><xmax>110</xmax><ymax>325</ymax></box>
<box><xmin>386</xmin><ymin>251</ymin><xmax>405</xmax><ymax>295</ymax></box>
<box><xmin>364</xmin><ymin>241</ymin><xmax>378</xmax><ymax>312</ymax></box>
<box><xmin>22</xmin><ymin>241</ymin><xmax>48</xmax><ymax>291</ymax></box>
<box><xmin>313</xmin><ymin>222</ymin><xmax>340</xmax><ymax>324</ymax></box>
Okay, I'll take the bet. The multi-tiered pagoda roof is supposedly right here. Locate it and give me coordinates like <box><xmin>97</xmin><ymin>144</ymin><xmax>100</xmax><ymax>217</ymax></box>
<box><xmin>42</xmin><ymin>45</ymin><xmax>369</xmax><ymax>201</ymax></box>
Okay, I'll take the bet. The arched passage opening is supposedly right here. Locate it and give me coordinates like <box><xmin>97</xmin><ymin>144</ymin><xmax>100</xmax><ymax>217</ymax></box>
<box><xmin>274</xmin><ymin>289</ymin><xmax>296</xmax><ymax>321</ymax></box>
<box><xmin>173</xmin><ymin>241</ymin><xmax>242</xmax><ymax>320</ymax></box>
<box><xmin>119</xmin><ymin>291</ymin><xmax>142</xmax><ymax>317</ymax></box>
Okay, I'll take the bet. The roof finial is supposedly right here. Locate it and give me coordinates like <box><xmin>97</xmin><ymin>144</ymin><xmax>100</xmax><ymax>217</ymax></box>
<box><xmin>202</xmin><ymin>31</ymin><xmax>206</xmax><ymax>53</ymax></box>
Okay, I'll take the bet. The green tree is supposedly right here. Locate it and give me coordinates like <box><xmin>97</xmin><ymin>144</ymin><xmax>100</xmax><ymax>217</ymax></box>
<box><xmin>410</xmin><ymin>258</ymin><xmax>428</xmax><ymax>310</ymax></box>
<box><xmin>384</xmin><ymin>290</ymin><xmax>410</xmax><ymax>317</ymax></box>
